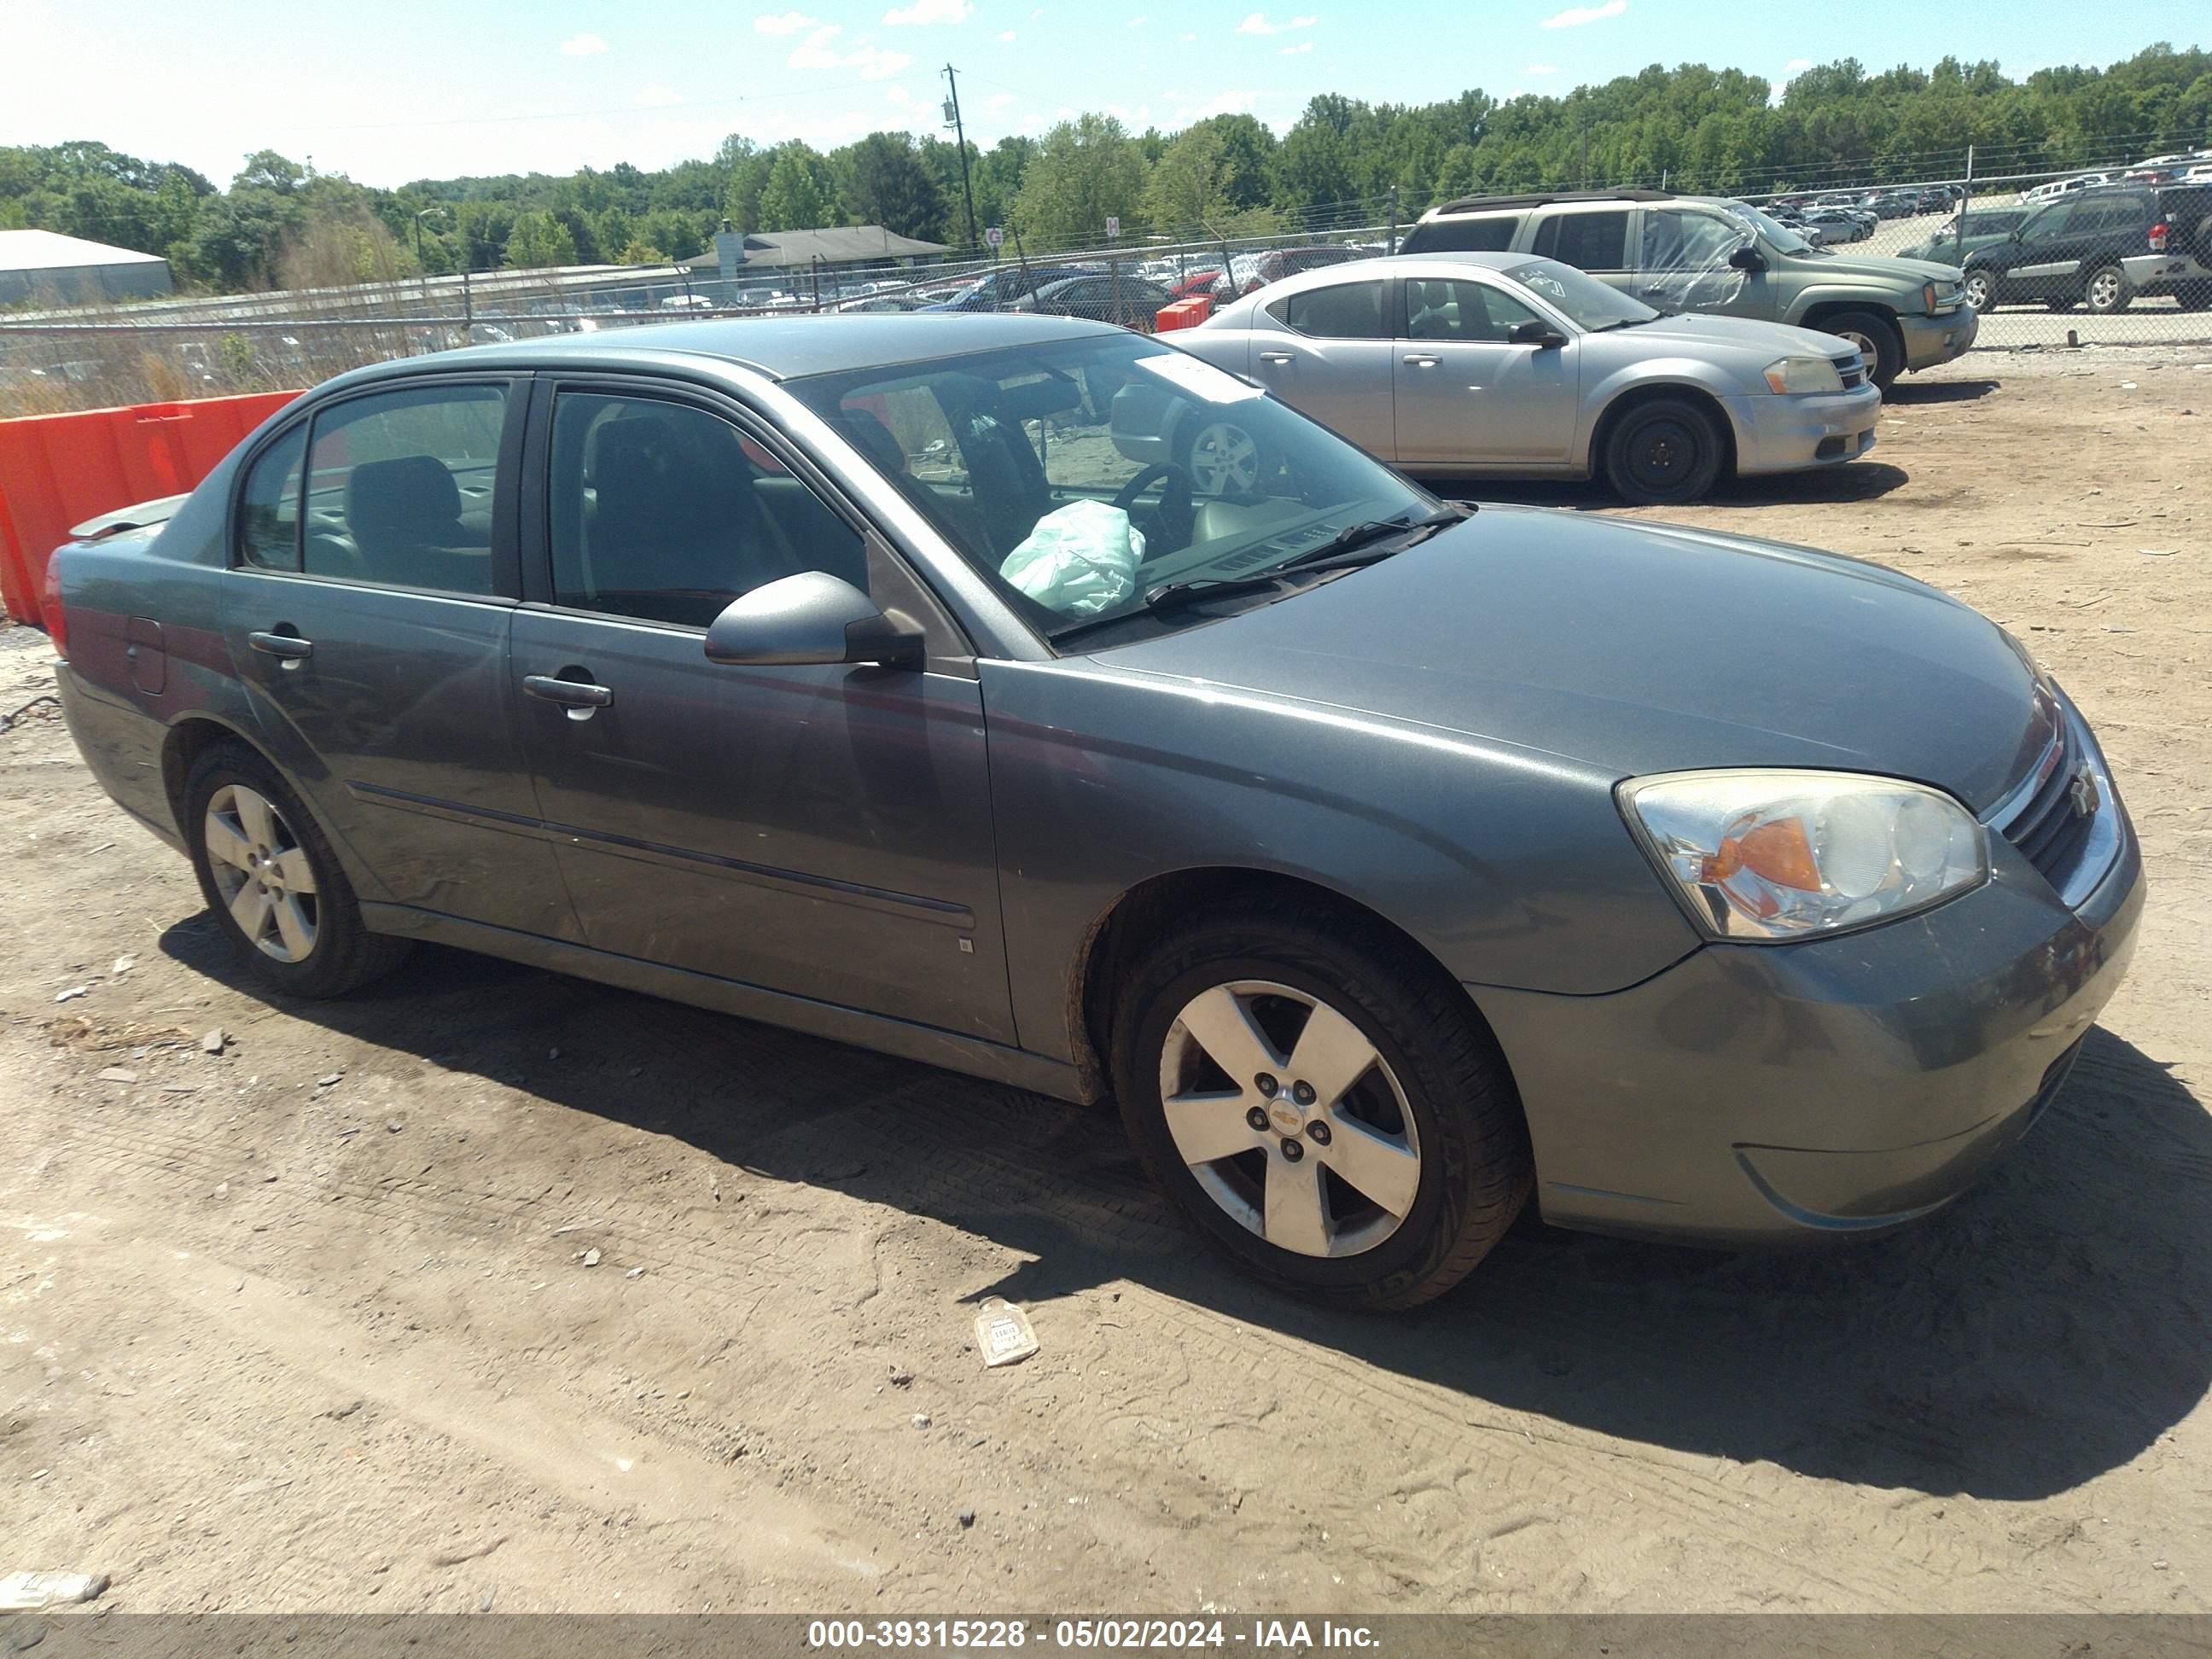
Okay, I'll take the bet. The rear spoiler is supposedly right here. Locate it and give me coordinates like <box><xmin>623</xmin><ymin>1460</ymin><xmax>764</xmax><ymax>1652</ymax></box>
<box><xmin>67</xmin><ymin>494</ymin><xmax>189</xmax><ymax>542</ymax></box>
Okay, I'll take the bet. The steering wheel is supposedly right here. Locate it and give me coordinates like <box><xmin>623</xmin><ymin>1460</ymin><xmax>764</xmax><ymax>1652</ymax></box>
<box><xmin>1110</xmin><ymin>463</ymin><xmax>1196</xmax><ymax>554</ymax></box>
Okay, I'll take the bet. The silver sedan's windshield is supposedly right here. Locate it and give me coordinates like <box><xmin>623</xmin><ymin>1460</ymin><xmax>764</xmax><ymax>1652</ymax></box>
<box><xmin>1503</xmin><ymin>259</ymin><xmax>1659</xmax><ymax>330</ymax></box>
<box><xmin>788</xmin><ymin>333</ymin><xmax>1433</xmax><ymax>643</ymax></box>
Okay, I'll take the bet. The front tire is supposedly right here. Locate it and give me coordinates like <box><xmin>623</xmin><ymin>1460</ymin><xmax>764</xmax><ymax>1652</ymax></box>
<box><xmin>185</xmin><ymin>742</ymin><xmax>409</xmax><ymax>998</ymax></box>
<box><xmin>1600</xmin><ymin>396</ymin><xmax>1726</xmax><ymax>506</ymax></box>
<box><xmin>1962</xmin><ymin>270</ymin><xmax>1996</xmax><ymax>312</ymax></box>
<box><xmin>1109</xmin><ymin>902</ymin><xmax>1531</xmax><ymax>1310</ymax></box>
<box><xmin>2083</xmin><ymin>263</ymin><xmax>2132</xmax><ymax>314</ymax></box>
<box><xmin>1818</xmin><ymin>309</ymin><xmax>1905</xmax><ymax>388</ymax></box>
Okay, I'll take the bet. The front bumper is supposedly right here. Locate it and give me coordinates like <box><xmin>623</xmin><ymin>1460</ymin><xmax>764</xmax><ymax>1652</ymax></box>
<box><xmin>1723</xmin><ymin>383</ymin><xmax>1883</xmax><ymax>475</ymax></box>
<box><xmin>1899</xmin><ymin>306</ymin><xmax>1977</xmax><ymax>370</ymax></box>
<box><xmin>1476</xmin><ymin>773</ymin><xmax>2143</xmax><ymax>1247</ymax></box>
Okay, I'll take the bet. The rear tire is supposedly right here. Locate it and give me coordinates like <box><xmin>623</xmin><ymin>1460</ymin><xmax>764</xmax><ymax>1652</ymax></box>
<box><xmin>2178</xmin><ymin>277</ymin><xmax>2212</xmax><ymax>312</ymax></box>
<box><xmin>1600</xmin><ymin>396</ymin><xmax>1726</xmax><ymax>506</ymax></box>
<box><xmin>1109</xmin><ymin>901</ymin><xmax>1531</xmax><ymax>1310</ymax></box>
<box><xmin>2083</xmin><ymin>263</ymin><xmax>2132</xmax><ymax>314</ymax></box>
<box><xmin>184</xmin><ymin>742</ymin><xmax>410</xmax><ymax>999</ymax></box>
<box><xmin>1818</xmin><ymin>309</ymin><xmax>1905</xmax><ymax>389</ymax></box>
<box><xmin>1176</xmin><ymin>412</ymin><xmax>1272</xmax><ymax>498</ymax></box>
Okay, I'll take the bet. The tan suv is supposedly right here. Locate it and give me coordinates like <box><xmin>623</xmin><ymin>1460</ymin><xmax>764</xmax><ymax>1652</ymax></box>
<box><xmin>1400</xmin><ymin>189</ymin><xmax>1976</xmax><ymax>387</ymax></box>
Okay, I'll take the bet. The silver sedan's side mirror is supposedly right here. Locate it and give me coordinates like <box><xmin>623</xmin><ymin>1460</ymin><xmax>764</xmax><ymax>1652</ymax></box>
<box><xmin>703</xmin><ymin>571</ymin><xmax>924</xmax><ymax>669</ymax></box>
<box><xmin>1507</xmin><ymin>319</ymin><xmax>1568</xmax><ymax>349</ymax></box>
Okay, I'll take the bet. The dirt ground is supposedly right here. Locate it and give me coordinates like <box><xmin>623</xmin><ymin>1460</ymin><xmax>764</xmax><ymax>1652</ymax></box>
<box><xmin>3</xmin><ymin>343</ymin><xmax>2209</xmax><ymax>1616</ymax></box>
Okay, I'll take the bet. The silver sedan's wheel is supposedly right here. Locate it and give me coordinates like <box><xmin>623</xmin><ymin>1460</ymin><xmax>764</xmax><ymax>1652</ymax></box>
<box><xmin>1185</xmin><ymin>419</ymin><xmax>1263</xmax><ymax>496</ymax></box>
<box><xmin>202</xmin><ymin>783</ymin><xmax>319</xmax><ymax>963</ymax></box>
<box><xmin>1158</xmin><ymin>979</ymin><xmax>1422</xmax><ymax>1258</ymax></box>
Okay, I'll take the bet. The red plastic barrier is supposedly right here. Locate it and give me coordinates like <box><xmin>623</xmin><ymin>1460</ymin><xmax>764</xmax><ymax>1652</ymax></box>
<box><xmin>1154</xmin><ymin>297</ymin><xmax>1212</xmax><ymax>334</ymax></box>
<box><xmin>0</xmin><ymin>389</ymin><xmax>300</xmax><ymax>629</ymax></box>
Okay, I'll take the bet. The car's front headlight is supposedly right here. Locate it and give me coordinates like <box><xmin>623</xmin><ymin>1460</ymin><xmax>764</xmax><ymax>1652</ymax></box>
<box><xmin>1619</xmin><ymin>771</ymin><xmax>1988</xmax><ymax>941</ymax></box>
<box><xmin>1923</xmin><ymin>280</ymin><xmax>1961</xmax><ymax>313</ymax></box>
<box><xmin>1762</xmin><ymin>356</ymin><xmax>1844</xmax><ymax>394</ymax></box>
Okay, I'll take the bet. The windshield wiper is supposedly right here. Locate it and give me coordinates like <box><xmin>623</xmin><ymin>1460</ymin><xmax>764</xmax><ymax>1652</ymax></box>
<box><xmin>1278</xmin><ymin>506</ymin><xmax>1468</xmax><ymax>571</ymax></box>
<box><xmin>1049</xmin><ymin>507</ymin><xmax>1470</xmax><ymax>644</ymax></box>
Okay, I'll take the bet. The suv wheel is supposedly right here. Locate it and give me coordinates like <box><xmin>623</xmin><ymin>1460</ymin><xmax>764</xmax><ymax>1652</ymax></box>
<box><xmin>1962</xmin><ymin>270</ymin><xmax>1996</xmax><ymax>311</ymax></box>
<box><xmin>1111</xmin><ymin>901</ymin><xmax>1531</xmax><ymax>1309</ymax></box>
<box><xmin>1819</xmin><ymin>309</ymin><xmax>1905</xmax><ymax>388</ymax></box>
<box><xmin>2083</xmin><ymin>263</ymin><xmax>2133</xmax><ymax>314</ymax></box>
<box><xmin>1600</xmin><ymin>396</ymin><xmax>1725</xmax><ymax>506</ymax></box>
<box><xmin>185</xmin><ymin>742</ymin><xmax>410</xmax><ymax>998</ymax></box>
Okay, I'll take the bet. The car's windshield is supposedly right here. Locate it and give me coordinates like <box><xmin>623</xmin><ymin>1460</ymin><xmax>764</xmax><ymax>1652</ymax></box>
<box><xmin>786</xmin><ymin>333</ymin><xmax>1433</xmax><ymax>646</ymax></box>
<box><xmin>1721</xmin><ymin>201</ymin><xmax>1813</xmax><ymax>254</ymax></box>
<box><xmin>1502</xmin><ymin>258</ymin><xmax>1659</xmax><ymax>329</ymax></box>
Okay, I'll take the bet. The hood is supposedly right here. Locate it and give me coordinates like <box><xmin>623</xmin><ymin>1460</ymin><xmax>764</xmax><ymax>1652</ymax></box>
<box><xmin>1612</xmin><ymin>311</ymin><xmax>1869</xmax><ymax>358</ymax></box>
<box><xmin>1096</xmin><ymin>507</ymin><xmax>2044</xmax><ymax>813</ymax></box>
<box><xmin>1796</xmin><ymin>247</ymin><xmax>1959</xmax><ymax>286</ymax></box>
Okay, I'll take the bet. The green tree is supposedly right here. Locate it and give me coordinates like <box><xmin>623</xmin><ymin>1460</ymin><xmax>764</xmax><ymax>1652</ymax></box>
<box><xmin>840</xmin><ymin>132</ymin><xmax>946</xmax><ymax>241</ymax></box>
<box><xmin>504</xmin><ymin>209</ymin><xmax>577</xmax><ymax>268</ymax></box>
<box><xmin>754</xmin><ymin>145</ymin><xmax>832</xmax><ymax>231</ymax></box>
<box><xmin>1012</xmin><ymin>114</ymin><xmax>1150</xmax><ymax>243</ymax></box>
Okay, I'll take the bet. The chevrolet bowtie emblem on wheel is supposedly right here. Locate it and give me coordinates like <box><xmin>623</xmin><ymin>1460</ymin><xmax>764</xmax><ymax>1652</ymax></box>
<box><xmin>2069</xmin><ymin>767</ymin><xmax>2098</xmax><ymax>818</ymax></box>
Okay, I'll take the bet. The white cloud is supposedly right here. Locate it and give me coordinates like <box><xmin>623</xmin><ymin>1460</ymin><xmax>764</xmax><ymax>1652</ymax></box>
<box><xmin>1784</xmin><ymin>55</ymin><xmax>1811</xmax><ymax>71</ymax></box>
<box><xmin>882</xmin><ymin>0</ymin><xmax>971</xmax><ymax>23</ymax></box>
<box><xmin>1524</xmin><ymin>62</ymin><xmax>1557</xmax><ymax>74</ymax></box>
<box><xmin>1236</xmin><ymin>11</ymin><xmax>1316</xmax><ymax>32</ymax></box>
<box><xmin>1278</xmin><ymin>39</ymin><xmax>1312</xmax><ymax>53</ymax></box>
<box><xmin>1177</xmin><ymin>29</ymin><xmax>1196</xmax><ymax>40</ymax></box>
<box><xmin>559</xmin><ymin>32</ymin><xmax>608</xmax><ymax>55</ymax></box>
<box><xmin>633</xmin><ymin>84</ymin><xmax>684</xmax><ymax>108</ymax></box>
<box><xmin>996</xmin><ymin>26</ymin><xmax>1016</xmax><ymax>38</ymax></box>
<box><xmin>754</xmin><ymin>10</ymin><xmax>819</xmax><ymax>33</ymax></box>
<box><xmin>986</xmin><ymin>91</ymin><xmax>1015</xmax><ymax>108</ymax></box>
<box><xmin>1128</xmin><ymin>12</ymin><xmax>1149</xmax><ymax>23</ymax></box>
<box><xmin>1540</xmin><ymin>0</ymin><xmax>1624</xmax><ymax>26</ymax></box>
<box><xmin>789</xmin><ymin>23</ymin><xmax>912</xmax><ymax>78</ymax></box>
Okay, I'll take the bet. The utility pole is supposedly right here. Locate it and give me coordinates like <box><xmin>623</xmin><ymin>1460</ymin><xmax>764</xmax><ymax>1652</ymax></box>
<box><xmin>942</xmin><ymin>65</ymin><xmax>981</xmax><ymax>256</ymax></box>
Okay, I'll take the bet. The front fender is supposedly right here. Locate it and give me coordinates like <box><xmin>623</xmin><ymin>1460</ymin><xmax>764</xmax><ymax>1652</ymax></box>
<box><xmin>1577</xmin><ymin>362</ymin><xmax>1749</xmax><ymax>466</ymax></box>
<box><xmin>979</xmin><ymin>657</ymin><xmax>1701</xmax><ymax>1064</ymax></box>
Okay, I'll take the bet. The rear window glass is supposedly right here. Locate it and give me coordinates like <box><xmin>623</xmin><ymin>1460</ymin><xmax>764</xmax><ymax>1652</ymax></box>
<box><xmin>1406</xmin><ymin>215</ymin><xmax>1522</xmax><ymax>253</ymax></box>
<box><xmin>1532</xmin><ymin>210</ymin><xmax>1629</xmax><ymax>271</ymax></box>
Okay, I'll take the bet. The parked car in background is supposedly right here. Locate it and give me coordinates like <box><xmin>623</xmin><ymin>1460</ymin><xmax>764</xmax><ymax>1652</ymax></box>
<box><xmin>1169</xmin><ymin>253</ymin><xmax>1878</xmax><ymax>504</ymax></box>
<box><xmin>1010</xmin><ymin>272</ymin><xmax>1175</xmax><ymax>329</ymax></box>
<box><xmin>2022</xmin><ymin>172</ymin><xmax>2114</xmax><ymax>204</ymax></box>
<box><xmin>1801</xmin><ymin>207</ymin><xmax>1873</xmax><ymax>243</ymax></box>
<box><xmin>925</xmin><ymin>264</ymin><xmax>1100</xmax><ymax>311</ymax></box>
<box><xmin>1211</xmin><ymin>243</ymin><xmax>1359</xmax><ymax>301</ymax></box>
<box><xmin>1961</xmin><ymin>183</ymin><xmax>2212</xmax><ymax>313</ymax></box>
<box><xmin>1898</xmin><ymin>207</ymin><xmax>2032</xmax><ymax>266</ymax></box>
<box><xmin>43</xmin><ymin>313</ymin><xmax>2142</xmax><ymax>1309</ymax></box>
<box><xmin>1166</xmin><ymin>268</ymin><xmax>1225</xmax><ymax>303</ymax></box>
<box><xmin>1399</xmin><ymin>190</ymin><xmax>1974</xmax><ymax>386</ymax></box>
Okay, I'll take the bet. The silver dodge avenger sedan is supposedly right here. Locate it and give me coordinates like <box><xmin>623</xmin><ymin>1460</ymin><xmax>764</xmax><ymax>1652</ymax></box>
<box><xmin>48</xmin><ymin>314</ymin><xmax>2140</xmax><ymax>1308</ymax></box>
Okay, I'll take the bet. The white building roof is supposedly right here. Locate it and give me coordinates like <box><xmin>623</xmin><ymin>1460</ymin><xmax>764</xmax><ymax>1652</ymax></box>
<box><xmin>0</xmin><ymin>229</ymin><xmax>170</xmax><ymax>273</ymax></box>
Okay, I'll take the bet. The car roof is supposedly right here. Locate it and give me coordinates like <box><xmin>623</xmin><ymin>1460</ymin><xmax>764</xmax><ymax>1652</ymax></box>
<box><xmin>329</xmin><ymin>311</ymin><xmax>1121</xmax><ymax>387</ymax></box>
<box><xmin>1423</xmin><ymin>188</ymin><xmax>1673</xmax><ymax>217</ymax></box>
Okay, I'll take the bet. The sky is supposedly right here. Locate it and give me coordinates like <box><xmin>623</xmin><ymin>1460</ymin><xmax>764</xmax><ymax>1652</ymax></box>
<box><xmin>6</xmin><ymin>0</ymin><xmax>2203</xmax><ymax>188</ymax></box>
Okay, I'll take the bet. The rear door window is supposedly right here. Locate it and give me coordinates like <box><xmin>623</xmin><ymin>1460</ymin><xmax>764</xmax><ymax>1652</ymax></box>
<box><xmin>1411</xmin><ymin>215</ymin><xmax>1522</xmax><ymax>253</ymax></box>
<box><xmin>236</xmin><ymin>424</ymin><xmax>306</xmax><ymax>572</ymax></box>
<box><xmin>1533</xmin><ymin>210</ymin><xmax>1630</xmax><ymax>271</ymax></box>
<box><xmin>1268</xmin><ymin>281</ymin><xmax>1388</xmax><ymax>339</ymax></box>
<box><xmin>303</xmin><ymin>384</ymin><xmax>508</xmax><ymax>594</ymax></box>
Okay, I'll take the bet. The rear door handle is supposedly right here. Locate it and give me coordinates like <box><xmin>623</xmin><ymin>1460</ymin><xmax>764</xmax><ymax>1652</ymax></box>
<box><xmin>1258</xmin><ymin>350</ymin><xmax>1295</xmax><ymax>364</ymax></box>
<box><xmin>522</xmin><ymin>673</ymin><xmax>614</xmax><ymax>720</ymax></box>
<box><xmin>248</xmin><ymin>631</ymin><xmax>312</xmax><ymax>664</ymax></box>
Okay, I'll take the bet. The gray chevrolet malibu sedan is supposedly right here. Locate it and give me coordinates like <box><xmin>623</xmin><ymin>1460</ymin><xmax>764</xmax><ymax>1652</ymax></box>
<box><xmin>48</xmin><ymin>314</ymin><xmax>2140</xmax><ymax>1308</ymax></box>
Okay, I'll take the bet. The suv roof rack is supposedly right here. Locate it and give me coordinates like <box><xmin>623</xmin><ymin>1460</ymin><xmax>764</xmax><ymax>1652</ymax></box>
<box><xmin>1424</xmin><ymin>188</ymin><xmax>1674</xmax><ymax>217</ymax></box>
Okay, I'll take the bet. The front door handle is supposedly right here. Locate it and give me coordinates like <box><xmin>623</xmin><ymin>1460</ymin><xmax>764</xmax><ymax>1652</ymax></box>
<box><xmin>248</xmin><ymin>631</ymin><xmax>312</xmax><ymax>666</ymax></box>
<box><xmin>1402</xmin><ymin>353</ymin><xmax>1441</xmax><ymax>367</ymax></box>
<box><xmin>523</xmin><ymin>673</ymin><xmax>614</xmax><ymax>721</ymax></box>
<box><xmin>1258</xmin><ymin>350</ymin><xmax>1295</xmax><ymax>364</ymax></box>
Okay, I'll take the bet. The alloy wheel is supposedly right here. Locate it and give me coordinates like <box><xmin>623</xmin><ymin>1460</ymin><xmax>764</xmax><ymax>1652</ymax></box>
<box><xmin>2087</xmin><ymin>268</ymin><xmax>2124</xmax><ymax>311</ymax></box>
<box><xmin>1963</xmin><ymin>272</ymin><xmax>1993</xmax><ymax>311</ymax></box>
<box><xmin>1187</xmin><ymin>421</ymin><xmax>1262</xmax><ymax>496</ymax></box>
<box><xmin>203</xmin><ymin>784</ymin><xmax>320</xmax><ymax>963</ymax></box>
<box><xmin>1157</xmin><ymin>979</ymin><xmax>1422</xmax><ymax>1258</ymax></box>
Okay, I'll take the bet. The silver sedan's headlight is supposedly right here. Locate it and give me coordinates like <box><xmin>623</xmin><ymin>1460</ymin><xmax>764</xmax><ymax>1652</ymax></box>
<box><xmin>1762</xmin><ymin>356</ymin><xmax>1844</xmax><ymax>394</ymax></box>
<box><xmin>1619</xmin><ymin>771</ymin><xmax>1988</xmax><ymax>941</ymax></box>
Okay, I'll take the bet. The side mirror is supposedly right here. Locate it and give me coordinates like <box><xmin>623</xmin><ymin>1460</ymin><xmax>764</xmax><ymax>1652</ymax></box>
<box><xmin>1727</xmin><ymin>244</ymin><xmax>1767</xmax><ymax>272</ymax></box>
<box><xmin>1507</xmin><ymin>318</ymin><xmax>1567</xmax><ymax>349</ymax></box>
<box><xmin>704</xmin><ymin>571</ymin><xmax>923</xmax><ymax>669</ymax></box>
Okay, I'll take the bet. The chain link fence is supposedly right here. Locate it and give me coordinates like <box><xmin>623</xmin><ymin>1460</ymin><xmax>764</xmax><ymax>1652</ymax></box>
<box><xmin>4</xmin><ymin>158</ymin><xmax>2207</xmax><ymax>416</ymax></box>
